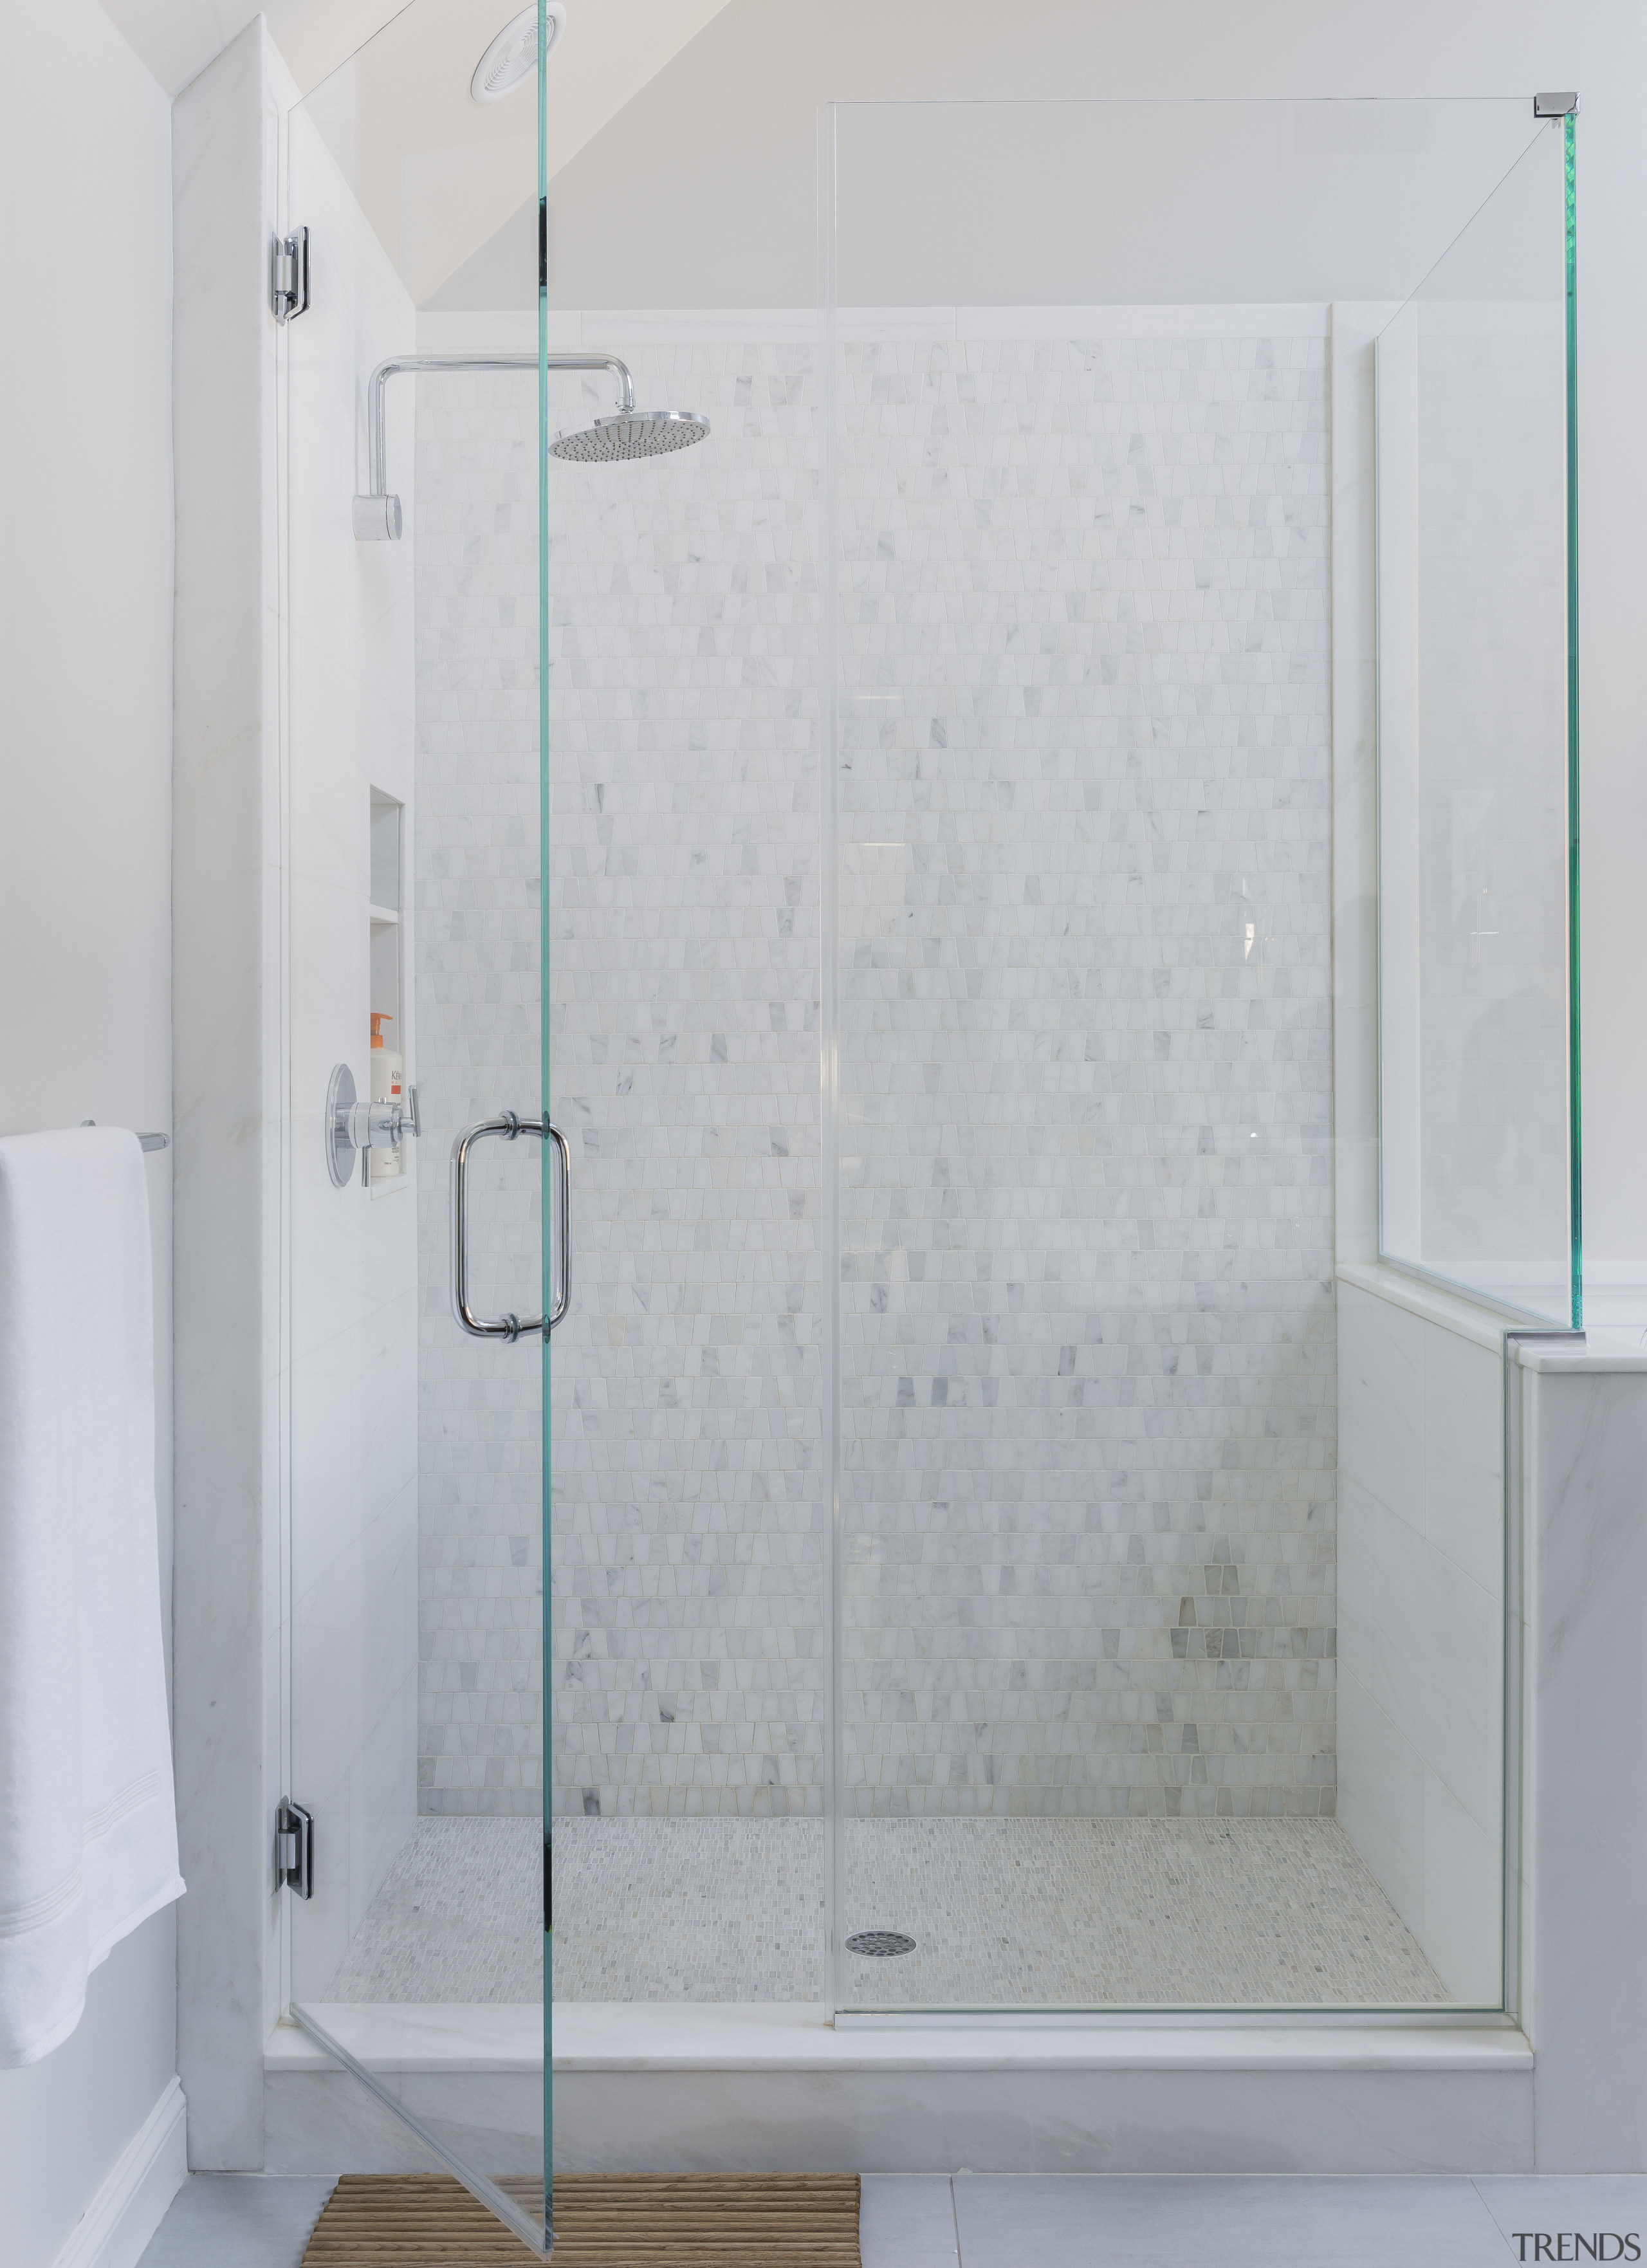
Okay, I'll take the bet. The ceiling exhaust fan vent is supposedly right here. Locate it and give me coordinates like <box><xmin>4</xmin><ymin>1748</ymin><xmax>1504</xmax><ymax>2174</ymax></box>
<box><xmin>471</xmin><ymin>3</ymin><xmax>566</xmax><ymax>103</ymax></box>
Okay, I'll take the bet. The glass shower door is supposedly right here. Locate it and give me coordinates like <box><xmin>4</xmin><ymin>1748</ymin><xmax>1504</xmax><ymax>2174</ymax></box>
<box><xmin>281</xmin><ymin>0</ymin><xmax>554</xmax><ymax>2247</ymax></box>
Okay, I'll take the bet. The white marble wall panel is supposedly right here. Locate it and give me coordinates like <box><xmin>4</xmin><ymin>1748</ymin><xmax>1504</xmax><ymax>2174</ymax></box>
<box><xmin>1374</xmin><ymin>288</ymin><xmax>1572</xmax><ymax>1313</ymax></box>
<box><xmin>282</xmin><ymin>98</ymin><xmax>419</xmax><ymax>1991</ymax></box>
<box><xmin>1335</xmin><ymin>1273</ymin><xmax>1504</xmax><ymax>2002</ymax></box>
<box><xmin>1327</xmin><ymin>304</ymin><xmax>1399</xmax><ymax>1269</ymax></box>
<box><xmin>264</xmin><ymin>2020</ymin><xmax>1538</xmax><ymax>2177</ymax></box>
<box><xmin>1518</xmin><ymin>1338</ymin><xmax>1647</xmax><ymax>2169</ymax></box>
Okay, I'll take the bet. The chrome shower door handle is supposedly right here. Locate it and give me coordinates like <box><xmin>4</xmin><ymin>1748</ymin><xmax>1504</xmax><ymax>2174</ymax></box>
<box><xmin>546</xmin><ymin>1120</ymin><xmax>571</xmax><ymax>1334</ymax></box>
<box><xmin>449</xmin><ymin>1112</ymin><xmax>573</xmax><ymax>1341</ymax></box>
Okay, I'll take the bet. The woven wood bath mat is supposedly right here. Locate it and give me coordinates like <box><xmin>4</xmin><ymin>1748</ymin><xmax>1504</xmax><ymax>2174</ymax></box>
<box><xmin>300</xmin><ymin>2172</ymin><xmax>862</xmax><ymax>2266</ymax></box>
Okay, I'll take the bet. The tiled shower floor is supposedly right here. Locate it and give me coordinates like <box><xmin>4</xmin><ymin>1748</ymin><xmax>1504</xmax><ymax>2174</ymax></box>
<box><xmin>322</xmin><ymin>1815</ymin><xmax>1449</xmax><ymax>2007</ymax></box>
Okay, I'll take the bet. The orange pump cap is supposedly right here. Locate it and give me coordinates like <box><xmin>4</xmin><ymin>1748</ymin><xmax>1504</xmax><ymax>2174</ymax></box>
<box><xmin>370</xmin><ymin>1013</ymin><xmax>393</xmax><ymax>1048</ymax></box>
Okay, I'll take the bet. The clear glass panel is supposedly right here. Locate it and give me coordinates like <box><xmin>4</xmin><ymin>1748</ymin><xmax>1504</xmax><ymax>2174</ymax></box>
<box><xmin>541</xmin><ymin>332</ymin><xmax>827</xmax><ymax>1973</ymax></box>
<box><xmin>283</xmin><ymin>0</ymin><xmax>549</xmax><ymax>2246</ymax></box>
<box><xmin>530</xmin><ymin>75</ymin><xmax>825</xmax><ymax>2023</ymax></box>
<box><xmin>537</xmin><ymin>0</ymin><xmax>551</xmax><ymax>2226</ymax></box>
<box><xmin>1375</xmin><ymin>119</ymin><xmax>1577</xmax><ymax>1326</ymax></box>
<box><xmin>822</xmin><ymin>97</ymin><xmax>1557</xmax><ymax>2014</ymax></box>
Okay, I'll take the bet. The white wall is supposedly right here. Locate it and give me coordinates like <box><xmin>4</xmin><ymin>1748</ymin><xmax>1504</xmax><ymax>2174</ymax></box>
<box><xmin>0</xmin><ymin>2</ymin><xmax>179</xmax><ymax>2262</ymax></box>
<box><xmin>172</xmin><ymin>15</ymin><xmax>285</xmax><ymax>2173</ymax></box>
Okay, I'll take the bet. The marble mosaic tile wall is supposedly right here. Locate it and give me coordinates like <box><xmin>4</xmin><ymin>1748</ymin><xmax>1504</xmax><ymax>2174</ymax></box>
<box><xmin>412</xmin><ymin>323</ymin><xmax>1336</xmax><ymax>1820</ymax></box>
<box><xmin>413</xmin><ymin>369</ymin><xmax>546</xmax><ymax>1815</ymax></box>
<box><xmin>414</xmin><ymin>348</ymin><xmax>824</xmax><ymax>1816</ymax></box>
<box><xmin>836</xmin><ymin>333</ymin><xmax>1336</xmax><ymax>1818</ymax></box>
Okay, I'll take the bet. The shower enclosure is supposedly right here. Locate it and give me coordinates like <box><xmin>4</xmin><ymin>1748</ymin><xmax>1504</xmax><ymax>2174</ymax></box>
<box><xmin>275</xmin><ymin>19</ymin><xmax>1578</xmax><ymax>2238</ymax></box>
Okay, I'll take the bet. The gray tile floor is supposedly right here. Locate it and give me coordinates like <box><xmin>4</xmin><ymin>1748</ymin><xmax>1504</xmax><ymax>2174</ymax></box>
<box><xmin>326</xmin><ymin>1814</ymin><xmax>1448</xmax><ymax>2007</ymax></box>
<box><xmin>136</xmin><ymin>2177</ymin><xmax>333</xmax><ymax>2268</ymax></box>
<box><xmin>138</xmin><ymin>2171</ymin><xmax>1647</xmax><ymax>2267</ymax></box>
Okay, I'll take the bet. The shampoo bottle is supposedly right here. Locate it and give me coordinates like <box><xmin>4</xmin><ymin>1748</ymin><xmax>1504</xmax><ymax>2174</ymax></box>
<box><xmin>369</xmin><ymin>1011</ymin><xmax>403</xmax><ymax>1179</ymax></box>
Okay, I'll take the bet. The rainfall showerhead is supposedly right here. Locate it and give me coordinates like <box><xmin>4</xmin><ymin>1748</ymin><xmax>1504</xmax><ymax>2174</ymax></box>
<box><xmin>353</xmin><ymin>356</ymin><xmax>707</xmax><ymax>539</ymax></box>
<box><xmin>547</xmin><ymin>409</ymin><xmax>710</xmax><ymax>463</ymax></box>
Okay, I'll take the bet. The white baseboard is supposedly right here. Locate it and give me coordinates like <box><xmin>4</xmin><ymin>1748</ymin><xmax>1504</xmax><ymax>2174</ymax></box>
<box><xmin>53</xmin><ymin>2078</ymin><xmax>188</xmax><ymax>2268</ymax></box>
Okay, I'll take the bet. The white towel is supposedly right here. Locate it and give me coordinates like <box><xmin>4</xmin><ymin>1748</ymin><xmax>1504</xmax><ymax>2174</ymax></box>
<box><xmin>0</xmin><ymin>1127</ymin><xmax>184</xmax><ymax>2067</ymax></box>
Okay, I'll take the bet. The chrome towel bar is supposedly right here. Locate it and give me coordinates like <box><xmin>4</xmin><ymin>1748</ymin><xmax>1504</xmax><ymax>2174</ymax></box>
<box><xmin>79</xmin><ymin>1120</ymin><xmax>169</xmax><ymax>1152</ymax></box>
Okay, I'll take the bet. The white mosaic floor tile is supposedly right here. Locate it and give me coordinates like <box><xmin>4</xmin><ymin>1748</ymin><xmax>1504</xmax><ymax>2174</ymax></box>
<box><xmin>325</xmin><ymin>1814</ymin><xmax>1446</xmax><ymax>2007</ymax></box>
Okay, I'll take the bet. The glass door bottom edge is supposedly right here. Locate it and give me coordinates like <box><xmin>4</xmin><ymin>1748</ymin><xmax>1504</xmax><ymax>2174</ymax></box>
<box><xmin>287</xmin><ymin>2002</ymin><xmax>552</xmax><ymax>2254</ymax></box>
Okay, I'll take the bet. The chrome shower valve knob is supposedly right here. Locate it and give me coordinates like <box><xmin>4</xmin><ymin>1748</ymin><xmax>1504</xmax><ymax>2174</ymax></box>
<box><xmin>325</xmin><ymin>1064</ymin><xmax>421</xmax><ymax>1188</ymax></box>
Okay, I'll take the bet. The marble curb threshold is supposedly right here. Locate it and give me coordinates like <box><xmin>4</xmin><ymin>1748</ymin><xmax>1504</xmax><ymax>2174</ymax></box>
<box><xmin>268</xmin><ymin>2004</ymin><xmax>1533</xmax><ymax>2077</ymax></box>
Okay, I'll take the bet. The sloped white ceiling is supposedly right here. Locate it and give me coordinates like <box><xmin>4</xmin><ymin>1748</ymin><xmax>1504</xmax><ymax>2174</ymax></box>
<box><xmin>98</xmin><ymin>0</ymin><xmax>407</xmax><ymax>96</ymax></box>
<box><xmin>98</xmin><ymin>0</ymin><xmax>732</xmax><ymax>298</ymax></box>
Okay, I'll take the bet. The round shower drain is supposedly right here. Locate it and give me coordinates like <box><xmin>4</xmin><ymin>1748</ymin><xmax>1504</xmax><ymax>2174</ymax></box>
<box><xmin>847</xmin><ymin>1930</ymin><xmax>916</xmax><ymax>1958</ymax></box>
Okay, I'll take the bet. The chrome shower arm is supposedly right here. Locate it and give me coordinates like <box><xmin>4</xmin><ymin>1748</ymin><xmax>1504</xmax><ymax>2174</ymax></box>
<box><xmin>366</xmin><ymin>353</ymin><xmax>638</xmax><ymax>499</ymax></box>
<box><xmin>356</xmin><ymin>352</ymin><xmax>637</xmax><ymax>535</ymax></box>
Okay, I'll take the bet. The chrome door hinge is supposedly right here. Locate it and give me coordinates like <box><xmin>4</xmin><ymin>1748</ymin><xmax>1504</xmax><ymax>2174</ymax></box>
<box><xmin>276</xmin><ymin>1798</ymin><xmax>313</xmax><ymax>1898</ymax></box>
<box><xmin>1534</xmin><ymin>92</ymin><xmax>1579</xmax><ymax>118</ymax></box>
<box><xmin>272</xmin><ymin>227</ymin><xmax>310</xmax><ymax>322</ymax></box>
